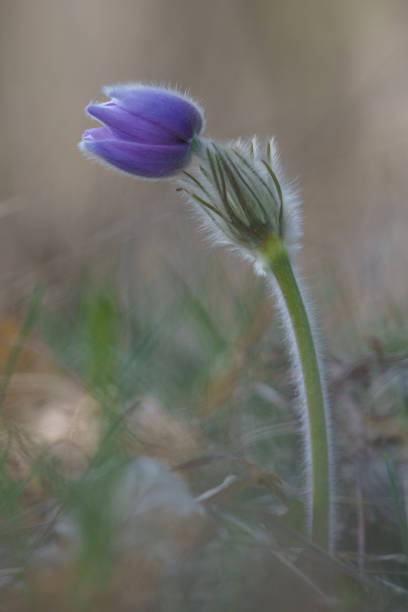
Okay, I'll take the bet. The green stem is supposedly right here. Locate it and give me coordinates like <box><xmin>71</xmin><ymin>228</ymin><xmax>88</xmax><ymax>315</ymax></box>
<box><xmin>261</xmin><ymin>237</ymin><xmax>332</xmax><ymax>550</ymax></box>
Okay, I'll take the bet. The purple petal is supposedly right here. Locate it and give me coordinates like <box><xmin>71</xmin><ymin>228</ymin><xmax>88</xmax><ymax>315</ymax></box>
<box><xmin>103</xmin><ymin>85</ymin><xmax>203</xmax><ymax>143</ymax></box>
<box><xmin>82</xmin><ymin>126</ymin><xmax>113</xmax><ymax>140</ymax></box>
<box><xmin>80</xmin><ymin>135</ymin><xmax>191</xmax><ymax>178</ymax></box>
<box><xmin>87</xmin><ymin>102</ymin><xmax>184</xmax><ymax>145</ymax></box>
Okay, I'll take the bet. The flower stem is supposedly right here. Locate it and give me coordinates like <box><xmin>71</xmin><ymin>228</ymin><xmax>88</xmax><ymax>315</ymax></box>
<box><xmin>260</xmin><ymin>237</ymin><xmax>332</xmax><ymax>550</ymax></box>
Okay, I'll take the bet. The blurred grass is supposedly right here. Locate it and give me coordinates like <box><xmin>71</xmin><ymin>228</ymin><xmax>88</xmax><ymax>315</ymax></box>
<box><xmin>0</xmin><ymin>287</ymin><xmax>43</xmax><ymax>407</ymax></box>
<box><xmin>0</xmin><ymin>270</ymin><xmax>408</xmax><ymax>610</ymax></box>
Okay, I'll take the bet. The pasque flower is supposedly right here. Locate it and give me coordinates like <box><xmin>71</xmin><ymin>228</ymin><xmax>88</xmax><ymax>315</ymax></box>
<box><xmin>79</xmin><ymin>83</ymin><xmax>334</xmax><ymax>551</ymax></box>
<box><xmin>79</xmin><ymin>84</ymin><xmax>204</xmax><ymax>178</ymax></box>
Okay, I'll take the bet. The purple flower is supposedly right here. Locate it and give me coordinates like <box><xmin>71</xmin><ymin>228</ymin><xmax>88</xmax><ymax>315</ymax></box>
<box><xmin>79</xmin><ymin>84</ymin><xmax>204</xmax><ymax>178</ymax></box>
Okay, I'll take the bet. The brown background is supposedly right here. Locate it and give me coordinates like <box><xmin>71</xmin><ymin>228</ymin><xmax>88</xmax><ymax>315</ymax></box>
<box><xmin>1</xmin><ymin>0</ymin><xmax>407</xmax><ymax>327</ymax></box>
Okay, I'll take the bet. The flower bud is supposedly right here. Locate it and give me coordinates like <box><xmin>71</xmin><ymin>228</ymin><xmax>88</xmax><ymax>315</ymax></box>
<box><xmin>79</xmin><ymin>84</ymin><xmax>204</xmax><ymax>178</ymax></box>
<box><xmin>179</xmin><ymin>138</ymin><xmax>301</xmax><ymax>257</ymax></box>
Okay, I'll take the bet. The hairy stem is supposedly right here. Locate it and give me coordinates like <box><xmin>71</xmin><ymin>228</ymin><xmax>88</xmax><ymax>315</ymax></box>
<box><xmin>261</xmin><ymin>237</ymin><xmax>332</xmax><ymax>550</ymax></box>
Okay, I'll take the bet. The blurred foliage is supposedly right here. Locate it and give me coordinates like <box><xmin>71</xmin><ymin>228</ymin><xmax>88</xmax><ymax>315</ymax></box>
<box><xmin>0</xmin><ymin>272</ymin><xmax>408</xmax><ymax>610</ymax></box>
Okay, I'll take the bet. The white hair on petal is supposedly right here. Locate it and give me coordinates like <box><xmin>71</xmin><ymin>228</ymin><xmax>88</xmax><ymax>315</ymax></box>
<box><xmin>101</xmin><ymin>81</ymin><xmax>206</xmax><ymax>133</ymax></box>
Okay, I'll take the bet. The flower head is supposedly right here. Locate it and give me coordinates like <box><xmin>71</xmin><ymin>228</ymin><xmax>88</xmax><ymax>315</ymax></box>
<box><xmin>79</xmin><ymin>84</ymin><xmax>204</xmax><ymax>178</ymax></box>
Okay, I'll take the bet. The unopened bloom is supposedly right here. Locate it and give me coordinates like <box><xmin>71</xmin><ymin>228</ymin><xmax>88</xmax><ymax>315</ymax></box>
<box><xmin>79</xmin><ymin>84</ymin><xmax>204</xmax><ymax>178</ymax></box>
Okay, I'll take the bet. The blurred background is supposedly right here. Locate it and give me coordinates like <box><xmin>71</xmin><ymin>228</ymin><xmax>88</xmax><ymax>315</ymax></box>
<box><xmin>2</xmin><ymin>2</ymin><xmax>408</xmax><ymax>609</ymax></box>
<box><xmin>1</xmin><ymin>0</ymin><xmax>408</xmax><ymax>329</ymax></box>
